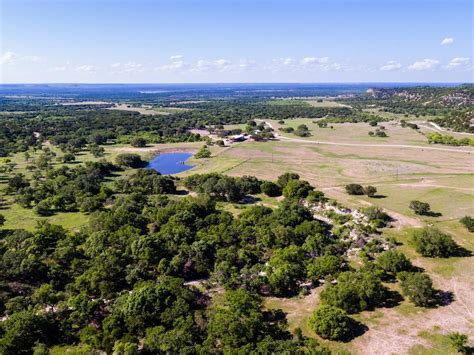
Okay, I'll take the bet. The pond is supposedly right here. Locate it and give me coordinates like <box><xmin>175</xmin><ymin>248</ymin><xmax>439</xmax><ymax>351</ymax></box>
<box><xmin>147</xmin><ymin>152</ymin><xmax>194</xmax><ymax>175</ymax></box>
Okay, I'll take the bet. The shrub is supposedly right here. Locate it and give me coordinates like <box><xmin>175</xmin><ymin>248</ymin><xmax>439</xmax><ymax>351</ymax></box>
<box><xmin>194</xmin><ymin>146</ymin><xmax>211</xmax><ymax>159</ymax></box>
<box><xmin>377</xmin><ymin>250</ymin><xmax>412</xmax><ymax>276</ymax></box>
<box><xmin>294</xmin><ymin>124</ymin><xmax>311</xmax><ymax>137</ymax></box>
<box><xmin>398</xmin><ymin>272</ymin><xmax>437</xmax><ymax>307</ymax></box>
<box><xmin>115</xmin><ymin>153</ymin><xmax>144</xmax><ymax>168</ymax></box>
<box><xmin>308</xmin><ymin>305</ymin><xmax>354</xmax><ymax>340</ymax></box>
<box><xmin>277</xmin><ymin>172</ymin><xmax>300</xmax><ymax>188</ymax></box>
<box><xmin>411</xmin><ymin>227</ymin><xmax>457</xmax><ymax>257</ymax></box>
<box><xmin>62</xmin><ymin>153</ymin><xmax>76</xmax><ymax>163</ymax></box>
<box><xmin>0</xmin><ymin>213</ymin><xmax>5</xmax><ymax>226</ymax></box>
<box><xmin>307</xmin><ymin>255</ymin><xmax>344</xmax><ymax>283</ymax></box>
<box><xmin>409</xmin><ymin>200</ymin><xmax>431</xmax><ymax>215</ymax></box>
<box><xmin>460</xmin><ymin>216</ymin><xmax>474</xmax><ymax>232</ymax></box>
<box><xmin>345</xmin><ymin>184</ymin><xmax>364</xmax><ymax>195</ymax></box>
<box><xmin>34</xmin><ymin>200</ymin><xmax>53</xmax><ymax>216</ymax></box>
<box><xmin>319</xmin><ymin>270</ymin><xmax>386</xmax><ymax>313</ymax></box>
<box><xmin>282</xmin><ymin>179</ymin><xmax>314</xmax><ymax>200</ymax></box>
<box><xmin>261</xmin><ymin>181</ymin><xmax>282</xmax><ymax>197</ymax></box>
<box><xmin>131</xmin><ymin>137</ymin><xmax>147</xmax><ymax>147</ymax></box>
<box><xmin>364</xmin><ymin>185</ymin><xmax>377</xmax><ymax>197</ymax></box>
<box><xmin>448</xmin><ymin>332</ymin><xmax>469</xmax><ymax>354</ymax></box>
<box><xmin>80</xmin><ymin>196</ymin><xmax>103</xmax><ymax>213</ymax></box>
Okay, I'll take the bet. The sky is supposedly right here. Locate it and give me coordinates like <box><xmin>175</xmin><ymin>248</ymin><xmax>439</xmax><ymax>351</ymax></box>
<box><xmin>0</xmin><ymin>0</ymin><xmax>473</xmax><ymax>83</ymax></box>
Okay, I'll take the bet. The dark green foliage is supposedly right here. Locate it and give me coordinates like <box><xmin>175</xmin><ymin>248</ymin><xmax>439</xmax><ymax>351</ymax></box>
<box><xmin>282</xmin><ymin>179</ymin><xmax>314</xmax><ymax>200</ymax></box>
<box><xmin>448</xmin><ymin>332</ymin><xmax>469</xmax><ymax>354</ymax></box>
<box><xmin>398</xmin><ymin>272</ymin><xmax>437</xmax><ymax>307</ymax></box>
<box><xmin>307</xmin><ymin>255</ymin><xmax>345</xmax><ymax>283</ymax></box>
<box><xmin>130</xmin><ymin>137</ymin><xmax>147</xmax><ymax>147</ymax></box>
<box><xmin>409</xmin><ymin>200</ymin><xmax>431</xmax><ymax>215</ymax></box>
<box><xmin>261</xmin><ymin>181</ymin><xmax>282</xmax><ymax>197</ymax></box>
<box><xmin>277</xmin><ymin>172</ymin><xmax>300</xmax><ymax>188</ymax></box>
<box><xmin>376</xmin><ymin>250</ymin><xmax>412</xmax><ymax>276</ymax></box>
<box><xmin>345</xmin><ymin>183</ymin><xmax>365</xmax><ymax>195</ymax></box>
<box><xmin>364</xmin><ymin>185</ymin><xmax>377</xmax><ymax>197</ymax></box>
<box><xmin>194</xmin><ymin>145</ymin><xmax>211</xmax><ymax>159</ymax></box>
<box><xmin>266</xmin><ymin>246</ymin><xmax>305</xmax><ymax>295</ymax></box>
<box><xmin>319</xmin><ymin>270</ymin><xmax>386</xmax><ymax>313</ymax></box>
<box><xmin>294</xmin><ymin>124</ymin><xmax>311</xmax><ymax>137</ymax></box>
<box><xmin>460</xmin><ymin>216</ymin><xmax>474</xmax><ymax>232</ymax></box>
<box><xmin>115</xmin><ymin>153</ymin><xmax>144</xmax><ymax>168</ymax></box>
<box><xmin>115</xmin><ymin>169</ymin><xmax>176</xmax><ymax>195</ymax></box>
<box><xmin>62</xmin><ymin>153</ymin><xmax>76</xmax><ymax>163</ymax></box>
<box><xmin>309</xmin><ymin>305</ymin><xmax>355</xmax><ymax>340</ymax></box>
<box><xmin>0</xmin><ymin>214</ymin><xmax>5</xmax><ymax>226</ymax></box>
<box><xmin>411</xmin><ymin>227</ymin><xmax>458</xmax><ymax>257</ymax></box>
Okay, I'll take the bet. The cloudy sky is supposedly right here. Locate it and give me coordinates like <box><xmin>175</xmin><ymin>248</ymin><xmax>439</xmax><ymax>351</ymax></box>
<box><xmin>1</xmin><ymin>0</ymin><xmax>472</xmax><ymax>83</ymax></box>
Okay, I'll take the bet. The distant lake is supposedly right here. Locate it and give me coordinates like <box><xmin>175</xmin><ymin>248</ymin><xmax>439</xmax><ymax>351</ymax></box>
<box><xmin>147</xmin><ymin>152</ymin><xmax>193</xmax><ymax>175</ymax></box>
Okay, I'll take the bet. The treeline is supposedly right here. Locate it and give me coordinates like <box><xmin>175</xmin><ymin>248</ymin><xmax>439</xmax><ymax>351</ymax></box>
<box><xmin>426</xmin><ymin>132</ymin><xmax>474</xmax><ymax>146</ymax></box>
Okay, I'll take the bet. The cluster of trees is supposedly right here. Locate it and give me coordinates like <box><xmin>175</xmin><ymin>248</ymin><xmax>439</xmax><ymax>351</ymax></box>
<box><xmin>409</xmin><ymin>200</ymin><xmax>432</xmax><ymax>216</ymax></box>
<box><xmin>411</xmin><ymin>227</ymin><xmax>459</xmax><ymax>257</ymax></box>
<box><xmin>345</xmin><ymin>184</ymin><xmax>378</xmax><ymax>197</ymax></box>
<box><xmin>194</xmin><ymin>145</ymin><xmax>212</xmax><ymax>159</ymax></box>
<box><xmin>368</xmin><ymin>128</ymin><xmax>388</xmax><ymax>137</ymax></box>
<box><xmin>5</xmin><ymin>161</ymin><xmax>115</xmax><ymax>215</ymax></box>
<box><xmin>294</xmin><ymin>124</ymin><xmax>311</xmax><ymax>137</ymax></box>
<box><xmin>460</xmin><ymin>216</ymin><xmax>474</xmax><ymax>232</ymax></box>
<box><xmin>426</xmin><ymin>133</ymin><xmax>474</xmax><ymax>146</ymax></box>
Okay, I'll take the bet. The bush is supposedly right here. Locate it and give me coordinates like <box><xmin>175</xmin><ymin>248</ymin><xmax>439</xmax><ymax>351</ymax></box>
<box><xmin>131</xmin><ymin>137</ymin><xmax>147</xmax><ymax>147</ymax></box>
<box><xmin>194</xmin><ymin>145</ymin><xmax>211</xmax><ymax>159</ymax></box>
<box><xmin>460</xmin><ymin>216</ymin><xmax>474</xmax><ymax>232</ymax></box>
<box><xmin>0</xmin><ymin>213</ymin><xmax>5</xmax><ymax>226</ymax></box>
<box><xmin>448</xmin><ymin>332</ymin><xmax>469</xmax><ymax>354</ymax></box>
<box><xmin>277</xmin><ymin>173</ymin><xmax>300</xmax><ymax>188</ymax></box>
<box><xmin>364</xmin><ymin>185</ymin><xmax>377</xmax><ymax>197</ymax></box>
<box><xmin>409</xmin><ymin>200</ymin><xmax>431</xmax><ymax>215</ymax></box>
<box><xmin>62</xmin><ymin>153</ymin><xmax>76</xmax><ymax>163</ymax></box>
<box><xmin>261</xmin><ymin>181</ymin><xmax>282</xmax><ymax>197</ymax></box>
<box><xmin>376</xmin><ymin>250</ymin><xmax>412</xmax><ymax>276</ymax></box>
<box><xmin>115</xmin><ymin>153</ymin><xmax>144</xmax><ymax>168</ymax></box>
<box><xmin>411</xmin><ymin>227</ymin><xmax>457</xmax><ymax>257</ymax></box>
<box><xmin>345</xmin><ymin>184</ymin><xmax>365</xmax><ymax>195</ymax></box>
<box><xmin>294</xmin><ymin>124</ymin><xmax>311</xmax><ymax>137</ymax></box>
<box><xmin>319</xmin><ymin>270</ymin><xmax>386</xmax><ymax>313</ymax></box>
<box><xmin>282</xmin><ymin>179</ymin><xmax>314</xmax><ymax>200</ymax></box>
<box><xmin>80</xmin><ymin>196</ymin><xmax>103</xmax><ymax>213</ymax></box>
<box><xmin>398</xmin><ymin>272</ymin><xmax>437</xmax><ymax>307</ymax></box>
<box><xmin>307</xmin><ymin>255</ymin><xmax>344</xmax><ymax>283</ymax></box>
<box><xmin>308</xmin><ymin>305</ymin><xmax>354</xmax><ymax>341</ymax></box>
<box><xmin>34</xmin><ymin>200</ymin><xmax>53</xmax><ymax>216</ymax></box>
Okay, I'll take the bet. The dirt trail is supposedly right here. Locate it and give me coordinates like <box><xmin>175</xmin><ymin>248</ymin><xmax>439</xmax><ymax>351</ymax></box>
<box><xmin>278</xmin><ymin>136</ymin><xmax>473</xmax><ymax>154</ymax></box>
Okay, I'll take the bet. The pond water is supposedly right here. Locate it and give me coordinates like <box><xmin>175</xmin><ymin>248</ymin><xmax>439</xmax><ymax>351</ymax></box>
<box><xmin>147</xmin><ymin>152</ymin><xmax>194</xmax><ymax>175</ymax></box>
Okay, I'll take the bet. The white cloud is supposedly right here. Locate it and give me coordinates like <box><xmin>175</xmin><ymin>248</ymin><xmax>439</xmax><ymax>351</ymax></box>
<box><xmin>441</xmin><ymin>37</ymin><xmax>454</xmax><ymax>45</ymax></box>
<box><xmin>75</xmin><ymin>65</ymin><xmax>98</xmax><ymax>73</ymax></box>
<box><xmin>109</xmin><ymin>62</ymin><xmax>143</xmax><ymax>74</ymax></box>
<box><xmin>445</xmin><ymin>57</ymin><xmax>470</xmax><ymax>70</ymax></box>
<box><xmin>380</xmin><ymin>60</ymin><xmax>402</xmax><ymax>71</ymax></box>
<box><xmin>170</xmin><ymin>55</ymin><xmax>183</xmax><ymax>60</ymax></box>
<box><xmin>1</xmin><ymin>51</ymin><xmax>40</xmax><ymax>65</ymax></box>
<box><xmin>301</xmin><ymin>57</ymin><xmax>329</xmax><ymax>65</ymax></box>
<box><xmin>408</xmin><ymin>59</ymin><xmax>439</xmax><ymax>71</ymax></box>
<box><xmin>49</xmin><ymin>66</ymin><xmax>67</xmax><ymax>72</ymax></box>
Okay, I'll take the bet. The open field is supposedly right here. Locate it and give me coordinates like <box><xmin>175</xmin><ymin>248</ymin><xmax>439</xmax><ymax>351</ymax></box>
<box><xmin>108</xmin><ymin>103</ymin><xmax>188</xmax><ymax>115</ymax></box>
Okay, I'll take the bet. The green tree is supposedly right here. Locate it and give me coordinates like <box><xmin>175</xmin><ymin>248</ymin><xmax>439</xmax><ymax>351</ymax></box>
<box><xmin>364</xmin><ymin>185</ymin><xmax>377</xmax><ymax>197</ymax></box>
<box><xmin>0</xmin><ymin>310</ymin><xmax>49</xmax><ymax>354</ymax></box>
<box><xmin>261</xmin><ymin>181</ymin><xmax>282</xmax><ymax>197</ymax></box>
<box><xmin>409</xmin><ymin>200</ymin><xmax>431</xmax><ymax>215</ymax></box>
<box><xmin>277</xmin><ymin>172</ymin><xmax>300</xmax><ymax>188</ymax></box>
<box><xmin>62</xmin><ymin>153</ymin><xmax>76</xmax><ymax>163</ymax></box>
<box><xmin>376</xmin><ymin>250</ymin><xmax>412</xmax><ymax>276</ymax></box>
<box><xmin>115</xmin><ymin>153</ymin><xmax>144</xmax><ymax>168</ymax></box>
<box><xmin>411</xmin><ymin>227</ymin><xmax>457</xmax><ymax>257</ymax></box>
<box><xmin>345</xmin><ymin>184</ymin><xmax>365</xmax><ymax>195</ymax></box>
<box><xmin>266</xmin><ymin>246</ymin><xmax>305</xmax><ymax>295</ymax></box>
<box><xmin>282</xmin><ymin>179</ymin><xmax>314</xmax><ymax>200</ymax></box>
<box><xmin>194</xmin><ymin>145</ymin><xmax>211</xmax><ymax>159</ymax></box>
<box><xmin>307</xmin><ymin>255</ymin><xmax>344</xmax><ymax>283</ymax></box>
<box><xmin>460</xmin><ymin>216</ymin><xmax>474</xmax><ymax>232</ymax></box>
<box><xmin>308</xmin><ymin>305</ymin><xmax>355</xmax><ymax>341</ymax></box>
<box><xmin>398</xmin><ymin>272</ymin><xmax>437</xmax><ymax>307</ymax></box>
<box><xmin>130</xmin><ymin>137</ymin><xmax>147</xmax><ymax>147</ymax></box>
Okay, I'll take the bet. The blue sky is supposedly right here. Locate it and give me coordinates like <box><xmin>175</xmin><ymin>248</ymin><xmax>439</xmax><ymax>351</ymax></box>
<box><xmin>1</xmin><ymin>0</ymin><xmax>472</xmax><ymax>83</ymax></box>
